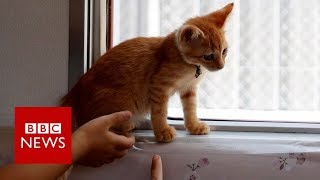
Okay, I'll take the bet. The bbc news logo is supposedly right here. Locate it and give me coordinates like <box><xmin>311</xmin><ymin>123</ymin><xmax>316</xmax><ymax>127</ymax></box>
<box><xmin>21</xmin><ymin>123</ymin><xmax>65</xmax><ymax>149</ymax></box>
<box><xmin>25</xmin><ymin>123</ymin><xmax>62</xmax><ymax>134</ymax></box>
<box><xmin>15</xmin><ymin>107</ymin><xmax>72</xmax><ymax>164</ymax></box>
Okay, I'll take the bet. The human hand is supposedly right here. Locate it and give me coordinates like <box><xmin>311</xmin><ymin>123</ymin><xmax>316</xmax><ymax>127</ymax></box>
<box><xmin>72</xmin><ymin>111</ymin><xmax>135</xmax><ymax>167</ymax></box>
<box><xmin>151</xmin><ymin>154</ymin><xmax>163</xmax><ymax>180</ymax></box>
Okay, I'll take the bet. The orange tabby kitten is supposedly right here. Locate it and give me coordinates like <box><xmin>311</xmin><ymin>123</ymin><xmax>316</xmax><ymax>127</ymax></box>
<box><xmin>62</xmin><ymin>3</ymin><xmax>233</xmax><ymax>142</ymax></box>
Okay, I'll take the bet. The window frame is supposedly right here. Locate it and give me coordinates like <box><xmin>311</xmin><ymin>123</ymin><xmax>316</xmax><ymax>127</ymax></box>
<box><xmin>68</xmin><ymin>0</ymin><xmax>107</xmax><ymax>89</ymax></box>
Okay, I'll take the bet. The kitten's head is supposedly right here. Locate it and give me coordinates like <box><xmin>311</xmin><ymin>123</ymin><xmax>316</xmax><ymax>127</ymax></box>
<box><xmin>176</xmin><ymin>3</ymin><xmax>233</xmax><ymax>71</ymax></box>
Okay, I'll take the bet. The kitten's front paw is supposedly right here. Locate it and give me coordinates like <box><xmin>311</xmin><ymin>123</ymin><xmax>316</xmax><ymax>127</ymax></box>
<box><xmin>186</xmin><ymin>121</ymin><xmax>210</xmax><ymax>135</ymax></box>
<box><xmin>154</xmin><ymin>126</ymin><xmax>176</xmax><ymax>142</ymax></box>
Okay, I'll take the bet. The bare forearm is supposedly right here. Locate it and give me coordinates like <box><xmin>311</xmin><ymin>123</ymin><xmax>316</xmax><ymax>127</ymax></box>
<box><xmin>0</xmin><ymin>164</ymin><xmax>71</xmax><ymax>180</ymax></box>
<box><xmin>0</xmin><ymin>131</ymin><xmax>86</xmax><ymax>180</ymax></box>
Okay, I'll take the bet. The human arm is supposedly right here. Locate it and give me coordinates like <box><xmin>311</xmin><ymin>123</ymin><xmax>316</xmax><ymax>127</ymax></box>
<box><xmin>0</xmin><ymin>111</ymin><xmax>135</xmax><ymax>180</ymax></box>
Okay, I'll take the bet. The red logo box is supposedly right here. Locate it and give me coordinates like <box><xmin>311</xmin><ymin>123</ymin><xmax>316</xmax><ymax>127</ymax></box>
<box><xmin>15</xmin><ymin>107</ymin><xmax>72</xmax><ymax>164</ymax></box>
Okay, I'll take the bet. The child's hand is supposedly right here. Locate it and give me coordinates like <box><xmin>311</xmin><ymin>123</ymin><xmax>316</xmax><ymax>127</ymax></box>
<box><xmin>72</xmin><ymin>111</ymin><xmax>135</xmax><ymax>167</ymax></box>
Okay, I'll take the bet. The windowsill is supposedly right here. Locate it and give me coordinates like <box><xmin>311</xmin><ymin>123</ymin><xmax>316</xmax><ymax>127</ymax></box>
<box><xmin>136</xmin><ymin>118</ymin><xmax>320</xmax><ymax>134</ymax></box>
<box><xmin>168</xmin><ymin>108</ymin><xmax>320</xmax><ymax>123</ymax></box>
<box><xmin>167</xmin><ymin>120</ymin><xmax>320</xmax><ymax>133</ymax></box>
<box><xmin>134</xmin><ymin>130</ymin><xmax>320</xmax><ymax>154</ymax></box>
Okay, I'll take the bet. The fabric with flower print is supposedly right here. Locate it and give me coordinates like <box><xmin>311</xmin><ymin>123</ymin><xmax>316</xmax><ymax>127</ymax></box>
<box><xmin>273</xmin><ymin>153</ymin><xmax>306</xmax><ymax>171</ymax></box>
<box><xmin>185</xmin><ymin>158</ymin><xmax>210</xmax><ymax>180</ymax></box>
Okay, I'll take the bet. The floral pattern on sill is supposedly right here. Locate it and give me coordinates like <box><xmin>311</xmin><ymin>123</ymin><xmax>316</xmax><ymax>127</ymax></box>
<box><xmin>272</xmin><ymin>153</ymin><xmax>306</xmax><ymax>171</ymax></box>
<box><xmin>185</xmin><ymin>158</ymin><xmax>210</xmax><ymax>180</ymax></box>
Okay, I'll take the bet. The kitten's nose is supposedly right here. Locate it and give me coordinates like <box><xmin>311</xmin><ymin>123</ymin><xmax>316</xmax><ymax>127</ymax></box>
<box><xmin>216</xmin><ymin>59</ymin><xmax>225</xmax><ymax>69</ymax></box>
<box><xmin>217</xmin><ymin>65</ymin><xmax>224</xmax><ymax>69</ymax></box>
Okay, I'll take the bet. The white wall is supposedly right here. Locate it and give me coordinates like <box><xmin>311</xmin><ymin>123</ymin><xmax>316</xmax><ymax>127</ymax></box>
<box><xmin>0</xmin><ymin>0</ymin><xmax>69</xmax><ymax>126</ymax></box>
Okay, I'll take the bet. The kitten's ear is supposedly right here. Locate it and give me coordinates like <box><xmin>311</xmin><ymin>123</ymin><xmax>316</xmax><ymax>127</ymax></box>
<box><xmin>177</xmin><ymin>25</ymin><xmax>205</xmax><ymax>45</ymax></box>
<box><xmin>205</xmin><ymin>3</ymin><xmax>234</xmax><ymax>28</ymax></box>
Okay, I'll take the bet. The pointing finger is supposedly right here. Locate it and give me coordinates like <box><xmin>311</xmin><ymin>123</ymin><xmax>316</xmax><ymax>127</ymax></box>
<box><xmin>151</xmin><ymin>154</ymin><xmax>163</xmax><ymax>180</ymax></box>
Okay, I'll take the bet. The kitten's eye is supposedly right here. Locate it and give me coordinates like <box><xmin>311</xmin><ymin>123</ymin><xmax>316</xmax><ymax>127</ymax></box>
<box><xmin>203</xmin><ymin>54</ymin><xmax>214</xmax><ymax>61</ymax></box>
<box><xmin>222</xmin><ymin>48</ymin><xmax>228</xmax><ymax>55</ymax></box>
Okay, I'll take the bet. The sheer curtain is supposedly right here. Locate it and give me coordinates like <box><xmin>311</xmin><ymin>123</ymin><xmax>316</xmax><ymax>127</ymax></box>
<box><xmin>113</xmin><ymin>0</ymin><xmax>320</xmax><ymax>120</ymax></box>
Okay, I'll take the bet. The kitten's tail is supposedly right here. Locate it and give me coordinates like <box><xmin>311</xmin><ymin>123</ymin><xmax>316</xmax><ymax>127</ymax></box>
<box><xmin>60</xmin><ymin>84</ymin><xmax>78</xmax><ymax>107</ymax></box>
<box><xmin>60</xmin><ymin>83</ymin><xmax>80</xmax><ymax>130</ymax></box>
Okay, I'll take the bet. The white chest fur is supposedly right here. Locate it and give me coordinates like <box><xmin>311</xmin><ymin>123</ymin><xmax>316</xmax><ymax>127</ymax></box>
<box><xmin>176</xmin><ymin>65</ymin><xmax>208</xmax><ymax>94</ymax></box>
